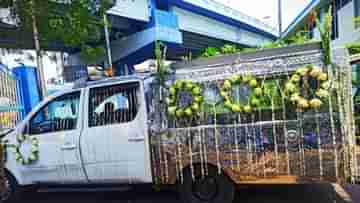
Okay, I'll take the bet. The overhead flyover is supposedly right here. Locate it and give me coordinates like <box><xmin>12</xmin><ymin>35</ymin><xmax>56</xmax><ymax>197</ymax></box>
<box><xmin>66</xmin><ymin>0</ymin><xmax>278</xmax><ymax>76</ymax></box>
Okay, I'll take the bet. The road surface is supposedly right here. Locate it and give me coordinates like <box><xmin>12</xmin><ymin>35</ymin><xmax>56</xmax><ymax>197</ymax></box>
<box><xmin>22</xmin><ymin>184</ymin><xmax>360</xmax><ymax>203</ymax></box>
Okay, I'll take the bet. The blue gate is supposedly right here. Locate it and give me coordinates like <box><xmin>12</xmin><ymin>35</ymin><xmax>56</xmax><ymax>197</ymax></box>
<box><xmin>0</xmin><ymin>64</ymin><xmax>23</xmax><ymax>133</ymax></box>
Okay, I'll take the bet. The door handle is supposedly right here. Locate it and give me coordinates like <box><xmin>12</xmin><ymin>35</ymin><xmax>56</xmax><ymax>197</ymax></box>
<box><xmin>61</xmin><ymin>144</ymin><xmax>77</xmax><ymax>150</ymax></box>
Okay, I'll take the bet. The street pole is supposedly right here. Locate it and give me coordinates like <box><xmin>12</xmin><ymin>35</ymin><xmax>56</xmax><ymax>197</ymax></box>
<box><xmin>30</xmin><ymin>0</ymin><xmax>47</xmax><ymax>97</ymax></box>
<box><xmin>278</xmin><ymin>0</ymin><xmax>282</xmax><ymax>38</ymax></box>
<box><xmin>103</xmin><ymin>14</ymin><xmax>113</xmax><ymax>73</ymax></box>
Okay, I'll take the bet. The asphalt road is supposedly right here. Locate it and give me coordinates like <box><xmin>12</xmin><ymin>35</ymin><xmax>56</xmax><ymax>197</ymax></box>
<box><xmin>22</xmin><ymin>184</ymin><xmax>360</xmax><ymax>203</ymax></box>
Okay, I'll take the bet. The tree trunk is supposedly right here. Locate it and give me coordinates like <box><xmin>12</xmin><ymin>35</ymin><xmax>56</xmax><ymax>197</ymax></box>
<box><xmin>30</xmin><ymin>0</ymin><xmax>46</xmax><ymax>97</ymax></box>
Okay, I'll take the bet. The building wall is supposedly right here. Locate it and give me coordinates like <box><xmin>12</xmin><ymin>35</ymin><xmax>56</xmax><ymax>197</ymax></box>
<box><xmin>290</xmin><ymin>1</ymin><xmax>359</xmax><ymax>48</ymax></box>
<box><xmin>333</xmin><ymin>1</ymin><xmax>360</xmax><ymax>47</ymax></box>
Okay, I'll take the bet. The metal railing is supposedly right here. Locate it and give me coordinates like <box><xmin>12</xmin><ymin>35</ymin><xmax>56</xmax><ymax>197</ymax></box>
<box><xmin>0</xmin><ymin>66</ymin><xmax>23</xmax><ymax>133</ymax></box>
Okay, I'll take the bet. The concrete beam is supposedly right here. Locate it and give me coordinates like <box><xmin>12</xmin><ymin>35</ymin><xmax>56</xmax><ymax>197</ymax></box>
<box><xmin>173</xmin><ymin>7</ymin><xmax>271</xmax><ymax>47</ymax></box>
<box><xmin>180</xmin><ymin>0</ymin><xmax>277</xmax><ymax>36</ymax></box>
<box><xmin>107</xmin><ymin>0</ymin><xmax>150</xmax><ymax>22</ymax></box>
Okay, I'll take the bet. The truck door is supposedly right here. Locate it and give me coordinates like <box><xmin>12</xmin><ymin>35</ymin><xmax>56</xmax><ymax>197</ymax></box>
<box><xmin>22</xmin><ymin>91</ymin><xmax>86</xmax><ymax>183</ymax></box>
<box><xmin>81</xmin><ymin>81</ymin><xmax>152</xmax><ymax>183</ymax></box>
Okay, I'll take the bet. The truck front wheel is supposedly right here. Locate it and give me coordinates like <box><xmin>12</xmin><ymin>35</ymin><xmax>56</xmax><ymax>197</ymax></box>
<box><xmin>1</xmin><ymin>171</ymin><xmax>21</xmax><ymax>203</ymax></box>
<box><xmin>178</xmin><ymin>165</ymin><xmax>235</xmax><ymax>203</ymax></box>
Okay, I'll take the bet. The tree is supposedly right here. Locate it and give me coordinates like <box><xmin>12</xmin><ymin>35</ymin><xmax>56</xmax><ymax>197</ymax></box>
<box><xmin>0</xmin><ymin>0</ymin><xmax>112</xmax><ymax>95</ymax></box>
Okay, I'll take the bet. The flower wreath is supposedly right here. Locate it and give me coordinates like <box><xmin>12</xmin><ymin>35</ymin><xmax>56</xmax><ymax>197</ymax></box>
<box><xmin>285</xmin><ymin>65</ymin><xmax>330</xmax><ymax>111</ymax></box>
<box><xmin>166</xmin><ymin>80</ymin><xmax>203</xmax><ymax>119</ymax></box>
<box><xmin>220</xmin><ymin>74</ymin><xmax>263</xmax><ymax>113</ymax></box>
<box><xmin>14</xmin><ymin>135</ymin><xmax>39</xmax><ymax>165</ymax></box>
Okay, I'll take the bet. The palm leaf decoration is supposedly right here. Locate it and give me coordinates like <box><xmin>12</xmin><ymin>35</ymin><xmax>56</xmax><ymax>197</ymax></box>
<box><xmin>155</xmin><ymin>41</ymin><xmax>169</xmax><ymax>86</ymax></box>
<box><xmin>316</xmin><ymin>7</ymin><xmax>332</xmax><ymax>66</ymax></box>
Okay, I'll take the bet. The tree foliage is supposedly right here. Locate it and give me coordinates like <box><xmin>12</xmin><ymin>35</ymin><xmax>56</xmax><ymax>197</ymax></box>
<box><xmin>0</xmin><ymin>0</ymin><xmax>112</xmax><ymax>64</ymax></box>
<box><xmin>201</xmin><ymin>44</ymin><xmax>240</xmax><ymax>58</ymax></box>
<box><xmin>199</xmin><ymin>31</ymin><xmax>312</xmax><ymax>59</ymax></box>
<box><xmin>201</xmin><ymin>47</ymin><xmax>221</xmax><ymax>58</ymax></box>
<box><xmin>283</xmin><ymin>30</ymin><xmax>311</xmax><ymax>45</ymax></box>
<box><xmin>199</xmin><ymin>8</ymin><xmax>336</xmax><ymax>60</ymax></box>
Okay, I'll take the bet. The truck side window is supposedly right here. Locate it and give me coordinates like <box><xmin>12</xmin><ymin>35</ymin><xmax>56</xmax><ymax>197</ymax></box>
<box><xmin>28</xmin><ymin>92</ymin><xmax>81</xmax><ymax>135</ymax></box>
<box><xmin>89</xmin><ymin>82</ymin><xmax>139</xmax><ymax>127</ymax></box>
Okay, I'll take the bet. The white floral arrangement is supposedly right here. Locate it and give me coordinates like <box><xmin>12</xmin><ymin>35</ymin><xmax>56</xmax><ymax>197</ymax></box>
<box><xmin>14</xmin><ymin>135</ymin><xmax>39</xmax><ymax>165</ymax></box>
<box><xmin>285</xmin><ymin>65</ymin><xmax>330</xmax><ymax>112</ymax></box>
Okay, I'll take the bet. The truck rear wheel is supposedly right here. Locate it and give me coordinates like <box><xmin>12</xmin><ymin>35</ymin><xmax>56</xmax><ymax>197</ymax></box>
<box><xmin>178</xmin><ymin>165</ymin><xmax>235</xmax><ymax>203</ymax></box>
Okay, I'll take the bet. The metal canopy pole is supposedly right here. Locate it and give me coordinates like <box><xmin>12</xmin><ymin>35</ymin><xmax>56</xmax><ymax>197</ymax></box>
<box><xmin>103</xmin><ymin>14</ymin><xmax>113</xmax><ymax>70</ymax></box>
<box><xmin>278</xmin><ymin>0</ymin><xmax>283</xmax><ymax>37</ymax></box>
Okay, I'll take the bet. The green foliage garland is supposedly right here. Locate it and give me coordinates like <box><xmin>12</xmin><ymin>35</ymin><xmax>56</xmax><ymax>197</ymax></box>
<box><xmin>167</xmin><ymin>80</ymin><xmax>203</xmax><ymax>119</ymax></box>
<box><xmin>220</xmin><ymin>74</ymin><xmax>263</xmax><ymax>113</ymax></box>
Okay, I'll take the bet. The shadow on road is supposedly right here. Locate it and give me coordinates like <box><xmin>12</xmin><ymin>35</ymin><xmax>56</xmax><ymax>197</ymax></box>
<box><xmin>22</xmin><ymin>184</ymin><xmax>359</xmax><ymax>203</ymax></box>
<box><xmin>235</xmin><ymin>184</ymin><xmax>353</xmax><ymax>203</ymax></box>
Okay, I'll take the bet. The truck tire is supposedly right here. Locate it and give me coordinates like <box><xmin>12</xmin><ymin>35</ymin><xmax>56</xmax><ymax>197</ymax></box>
<box><xmin>1</xmin><ymin>171</ymin><xmax>21</xmax><ymax>203</ymax></box>
<box><xmin>178</xmin><ymin>165</ymin><xmax>235</xmax><ymax>203</ymax></box>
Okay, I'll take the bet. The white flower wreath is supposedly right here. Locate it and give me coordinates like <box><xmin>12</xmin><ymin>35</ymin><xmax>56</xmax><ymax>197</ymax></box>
<box><xmin>14</xmin><ymin>135</ymin><xmax>39</xmax><ymax>165</ymax></box>
<box><xmin>285</xmin><ymin>65</ymin><xmax>330</xmax><ymax>112</ymax></box>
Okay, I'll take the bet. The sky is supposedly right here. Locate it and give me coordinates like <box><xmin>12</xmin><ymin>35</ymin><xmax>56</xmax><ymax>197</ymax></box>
<box><xmin>0</xmin><ymin>0</ymin><xmax>312</xmax><ymax>85</ymax></box>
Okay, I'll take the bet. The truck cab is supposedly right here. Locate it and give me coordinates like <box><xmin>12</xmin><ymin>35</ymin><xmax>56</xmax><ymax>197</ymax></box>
<box><xmin>2</xmin><ymin>75</ymin><xmax>154</xmax><ymax>196</ymax></box>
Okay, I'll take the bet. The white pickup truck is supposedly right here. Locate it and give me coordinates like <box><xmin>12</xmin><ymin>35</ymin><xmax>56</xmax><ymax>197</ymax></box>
<box><xmin>1</xmin><ymin>75</ymin><xmax>235</xmax><ymax>203</ymax></box>
<box><xmin>0</xmin><ymin>43</ymin><xmax>357</xmax><ymax>203</ymax></box>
